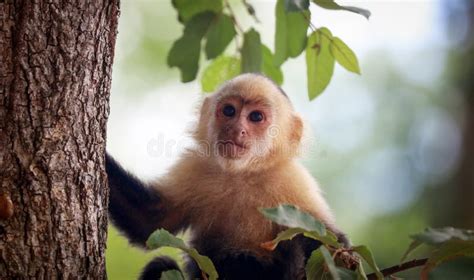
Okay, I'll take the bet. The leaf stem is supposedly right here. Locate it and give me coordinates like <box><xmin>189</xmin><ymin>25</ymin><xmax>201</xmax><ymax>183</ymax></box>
<box><xmin>366</xmin><ymin>258</ymin><xmax>428</xmax><ymax>280</ymax></box>
<box><xmin>301</xmin><ymin>11</ymin><xmax>316</xmax><ymax>32</ymax></box>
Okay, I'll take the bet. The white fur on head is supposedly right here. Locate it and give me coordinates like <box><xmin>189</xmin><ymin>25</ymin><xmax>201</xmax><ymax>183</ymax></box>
<box><xmin>195</xmin><ymin>74</ymin><xmax>301</xmax><ymax>173</ymax></box>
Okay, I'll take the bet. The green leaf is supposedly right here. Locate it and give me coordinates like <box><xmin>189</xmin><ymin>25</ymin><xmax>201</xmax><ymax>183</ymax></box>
<box><xmin>352</xmin><ymin>245</ymin><xmax>383</xmax><ymax>280</ymax></box>
<box><xmin>186</xmin><ymin>248</ymin><xmax>218</xmax><ymax>280</ymax></box>
<box><xmin>304</xmin><ymin>230</ymin><xmax>341</xmax><ymax>248</ymax></box>
<box><xmin>305</xmin><ymin>248</ymin><xmax>328</xmax><ymax>280</ymax></box>
<box><xmin>274</xmin><ymin>0</ymin><xmax>309</xmax><ymax>66</ymax></box>
<box><xmin>306</xmin><ymin>246</ymin><xmax>348</xmax><ymax>280</ymax></box>
<box><xmin>421</xmin><ymin>239</ymin><xmax>474</xmax><ymax>279</ymax></box>
<box><xmin>160</xmin><ymin>269</ymin><xmax>184</xmax><ymax>280</ymax></box>
<box><xmin>260</xmin><ymin>204</ymin><xmax>326</xmax><ymax>235</ymax></box>
<box><xmin>241</xmin><ymin>29</ymin><xmax>262</xmax><ymax>73</ymax></box>
<box><xmin>147</xmin><ymin>228</ymin><xmax>187</xmax><ymax>250</ymax></box>
<box><xmin>261</xmin><ymin>45</ymin><xmax>283</xmax><ymax>85</ymax></box>
<box><xmin>167</xmin><ymin>12</ymin><xmax>215</xmax><ymax>82</ymax></box>
<box><xmin>312</xmin><ymin>0</ymin><xmax>371</xmax><ymax>19</ymax></box>
<box><xmin>411</xmin><ymin>227</ymin><xmax>474</xmax><ymax>246</ymax></box>
<box><xmin>172</xmin><ymin>0</ymin><xmax>223</xmax><ymax>23</ymax></box>
<box><xmin>401</xmin><ymin>239</ymin><xmax>423</xmax><ymax>262</ymax></box>
<box><xmin>306</xmin><ymin>27</ymin><xmax>335</xmax><ymax>100</ymax></box>
<box><xmin>205</xmin><ymin>14</ymin><xmax>236</xmax><ymax>59</ymax></box>
<box><xmin>261</xmin><ymin>227</ymin><xmax>308</xmax><ymax>251</ymax></box>
<box><xmin>147</xmin><ymin>229</ymin><xmax>218</xmax><ymax>280</ymax></box>
<box><xmin>201</xmin><ymin>56</ymin><xmax>240</xmax><ymax>92</ymax></box>
<box><xmin>330</xmin><ymin>37</ymin><xmax>360</xmax><ymax>74</ymax></box>
<box><xmin>320</xmin><ymin>246</ymin><xmax>341</xmax><ymax>280</ymax></box>
<box><xmin>287</xmin><ymin>10</ymin><xmax>310</xmax><ymax>57</ymax></box>
<box><xmin>284</xmin><ymin>0</ymin><xmax>310</xmax><ymax>12</ymax></box>
<box><xmin>274</xmin><ymin>0</ymin><xmax>287</xmax><ymax>66</ymax></box>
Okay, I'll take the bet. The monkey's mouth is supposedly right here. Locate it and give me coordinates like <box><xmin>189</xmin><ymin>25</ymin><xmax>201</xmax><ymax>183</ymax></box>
<box><xmin>217</xmin><ymin>140</ymin><xmax>248</xmax><ymax>158</ymax></box>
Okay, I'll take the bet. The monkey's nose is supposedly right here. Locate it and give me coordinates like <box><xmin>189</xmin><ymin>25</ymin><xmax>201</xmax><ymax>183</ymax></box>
<box><xmin>240</xmin><ymin>129</ymin><xmax>247</xmax><ymax>136</ymax></box>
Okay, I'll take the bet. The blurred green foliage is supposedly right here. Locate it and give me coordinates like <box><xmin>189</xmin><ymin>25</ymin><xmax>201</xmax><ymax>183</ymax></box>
<box><xmin>106</xmin><ymin>226</ymin><xmax>154</xmax><ymax>280</ymax></box>
<box><xmin>107</xmin><ymin>0</ymin><xmax>474</xmax><ymax>278</ymax></box>
<box><xmin>106</xmin><ymin>226</ymin><xmax>181</xmax><ymax>280</ymax></box>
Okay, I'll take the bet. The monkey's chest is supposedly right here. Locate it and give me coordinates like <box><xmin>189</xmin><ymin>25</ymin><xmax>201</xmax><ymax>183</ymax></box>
<box><xmin>189</xmin><ymin>184</ymin><xmax>280</xmax><ymax>253</ymax></box>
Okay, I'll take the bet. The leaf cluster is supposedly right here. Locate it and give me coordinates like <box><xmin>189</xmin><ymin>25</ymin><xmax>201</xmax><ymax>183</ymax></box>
<box><xmin>168</xmin><ymin>0</ymin><xmax>369</xmax><ymax>100</ymax></box>
<box><xmin>147</xmin><ymin>205</ymin><xmax>474</xmax><ymax>280</ymax></box>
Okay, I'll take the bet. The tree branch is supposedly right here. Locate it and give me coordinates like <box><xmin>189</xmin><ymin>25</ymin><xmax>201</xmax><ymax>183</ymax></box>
<box><xmin>366</xmin><ymin>258</ymin><xmax>428</xmax><ymax>280</ymax></box>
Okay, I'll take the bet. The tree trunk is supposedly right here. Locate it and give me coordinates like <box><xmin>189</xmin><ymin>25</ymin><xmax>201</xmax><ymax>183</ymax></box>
<box><xmin>453</xmin><ymin>2</ymin><xmax>474</xmax><ymax>229</ymax></box>
<box><xmin>441</xmin><ymin>1</ymin><xmax>474</xmax><ymax>229</ymax></box>
<box><xmin>0</xmin><ymin>1</ymin><xmax>119</xmax><ymax>279</ymax></box>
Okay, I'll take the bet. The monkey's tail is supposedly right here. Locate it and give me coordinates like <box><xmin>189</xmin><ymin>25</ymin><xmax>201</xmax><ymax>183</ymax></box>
<box><xmin>139</xmin><ymin>256</ymin><xmax>181</xmax><ymax>280</ymax></box>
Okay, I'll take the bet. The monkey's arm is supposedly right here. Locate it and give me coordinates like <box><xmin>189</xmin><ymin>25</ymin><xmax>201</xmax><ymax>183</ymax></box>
<box><xmin>106</xmin><ymin>153</ymin><xmax>184</xmax><ymax>247</ymax></box>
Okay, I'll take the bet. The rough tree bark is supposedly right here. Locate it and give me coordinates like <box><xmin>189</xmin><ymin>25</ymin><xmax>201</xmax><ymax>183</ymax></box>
<box><xmin>0</xmin><ymin>1</ymin><xmax>119</xmax><ymax>279</ymax></box>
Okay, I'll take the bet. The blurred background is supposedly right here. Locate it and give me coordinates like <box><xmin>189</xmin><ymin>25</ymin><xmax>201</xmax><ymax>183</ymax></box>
<box><xmin>106</xmin><ymin>0</ymin><xmax>474</xmax><ymax>279</ymax></box>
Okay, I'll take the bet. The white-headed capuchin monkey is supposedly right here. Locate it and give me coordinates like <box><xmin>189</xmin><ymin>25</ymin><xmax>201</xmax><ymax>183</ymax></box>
<box><xmin>106</xmin><ymin>73</ymin><xmax>349</xmax><ymax>280</ymax></box>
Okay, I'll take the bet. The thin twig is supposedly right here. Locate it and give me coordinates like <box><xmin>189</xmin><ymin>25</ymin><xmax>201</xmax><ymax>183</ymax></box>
<box><xmin>366</xmin><ymin>258</ymin><xmax>428</xmax><ymax>280</ymax></box>
<box><xmin>224</xmin><ymin>0</ymin><xmax>245</xmax><ymax>34</ymax></box>
<box><xmin>242</xmin><ymin>0</ymin><xmax>260</xmax><ymax>23</ymax></box>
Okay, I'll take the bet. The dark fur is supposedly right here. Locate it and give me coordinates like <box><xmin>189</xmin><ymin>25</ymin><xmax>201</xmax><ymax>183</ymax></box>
<box><xmin>106</xmin><ymin>153</ymin><xmax>343</xmax><ymax>279</ymax></box>
<box><xmin>139</xmin><ymin>257</ymin><xmax>180</xmax><ymax>280</ymax></box>
<box><xmin>185</xmin><ymin>236</ymin><xmax>318</xmax><ymax>280</ymax></box>
<box><xmin>106</xmin><ymin>154</ymin><xmax>167</xmax><ymax>246</ymax></box>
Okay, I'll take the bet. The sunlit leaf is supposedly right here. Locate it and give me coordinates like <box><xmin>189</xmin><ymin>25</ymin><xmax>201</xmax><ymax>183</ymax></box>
<box><xmin>312</xmin><ymin>0</ymin><xmax>371</xmax><ymax>19</ymax></box>
<box><xmin>284</xmin><ymin>0</ymin><xmax>310</xmax><ymax>12</ymax></box>
<box><xmin>161</xmin><ymin>269</ymin><xmax>184</xmax><ymax>280</ymax></box>
<box><xmin>172</xmin><ymin>0</ymin><xmax>223</xmax><ymax>22</ymax></box>
<box><xmin>261</xmin><ymin>45</ymin><xmax>283</xmax><ymax>85</ymax></box>
<box><xmin>274</xmin><ymin>0</ymin><xmax>309</xmax><ymax>66</ymax></box>
<box><xmin>330</xmin><ymin>37</ymin><xmax>360</xmax><ymax>74</ymax></box>
<box><xmin>260</xmin><ymin>204</ymin><xmax>326</xmax><ymax>235</ymax></box>
<box><xmin>201</xmin><ymin>56</ymin><xmax>240</xmax><ymax>93</ymax></box>
<box><xmin>167</xmin><ymin>12</ymin><xmax>215</xmax><ymax>82</ymax></box>
<box><xmin>352</xmin><ymin>245</ymin><xmax>383</xmax><ymax>280</ymax></box>
<box><xmin>421</xmin><ymin>239</ymin><xmax>474</xmax><ymax>280</ymax></box>
<box><xmin>205</xmin><ymin>14</ymin><xmax>236</xmax><ymax>59</ymax></box>
<box><xmin>147</xmin><ymin>229</ymin><xmax>218</xmax><ymax>280</ymax></box>
<box><xmin>306</xmin><ymin>27</ymin><xmax>335</xmax><ymax>100</ymax></box>
<box><xmin>241</xmin><ymin>29</ymin><xmax>262</xmax><ymax>73</ymax></box>
<box><xmin>412</xmin><ymin>227</ymin><xmax>474</xmax><ymax>246</ymax></box>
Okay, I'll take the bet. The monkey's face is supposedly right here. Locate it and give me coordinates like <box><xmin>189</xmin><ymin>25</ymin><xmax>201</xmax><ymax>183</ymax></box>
<box><xmin>194</xmin><ymin>74</ymin><xmax>303</xmax><ymax>172</ymax></box>
<box><xmin>213</xmin><ymin>95</ymin><xmax>273</xmax><ymax>160</ymax></box>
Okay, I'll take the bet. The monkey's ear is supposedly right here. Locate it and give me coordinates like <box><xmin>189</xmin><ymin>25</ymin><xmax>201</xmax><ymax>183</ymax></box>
<box><xmin>195</xmin><ymin>97</ymin><xmax>212</xmax><ymax>140</ymax></box>
<box><xmin>290</xmin><ymin>114</ymin><xmax>304</xmax><ymax>144</ymax></box>
<box><xmin>199</xmin><ymin>97</ymin><xmax>211</xmax><ymax>117</ymax></box>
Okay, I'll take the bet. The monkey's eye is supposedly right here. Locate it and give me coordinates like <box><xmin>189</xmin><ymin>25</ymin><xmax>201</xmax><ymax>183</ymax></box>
<box><xmin>222</xmin><ymin>105</ymin><xmax>236</xmax><ymax>117</ymax></box>
<box><xmin>249</xmin><ymin>111</ymin><xmax>264</xmax><ymax>122</ymax></box>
